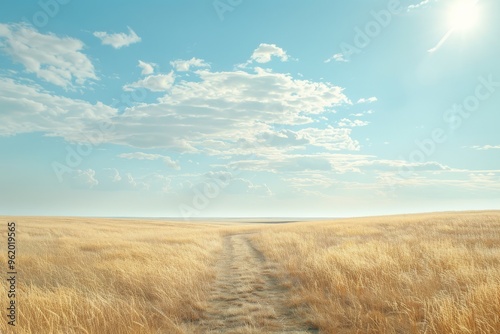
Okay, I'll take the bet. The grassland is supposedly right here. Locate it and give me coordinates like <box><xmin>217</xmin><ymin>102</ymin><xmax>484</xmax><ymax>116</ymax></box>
<box><xmin>253</xmin><ymin>211</ymin><xmax>500</xmax><ymax>333</ymax></box>
<box><xmin>1</xmin><ymin>211</ymin><xmax>499</xmax><ymax>333</ymax></box>
<box><xmin>0</xmin><ymin>217</ymin><xmax>227</xmax><ymax>333</ymax></box>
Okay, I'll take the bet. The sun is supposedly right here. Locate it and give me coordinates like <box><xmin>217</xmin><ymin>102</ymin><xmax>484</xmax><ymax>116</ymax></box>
<box><xmin>448</xmin><ymin>0</ymin><xmax>480</xmax><ymax>31</ymax></box>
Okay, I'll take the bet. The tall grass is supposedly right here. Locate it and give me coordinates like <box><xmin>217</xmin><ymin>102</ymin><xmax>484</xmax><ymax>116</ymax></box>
<box><xmin>252</xmin><ymin>211</ymin><xmax>500</xmax><ymax>333</ymax></box>
<box><xmin>1</xmin><ymin>212</ymin><xmax>499</xmax><ymax>333</ymax></box>
<box><xmin>0</xmin><ymin>217</ymin><xmax>225</xmax><ymax>334</ymax></box>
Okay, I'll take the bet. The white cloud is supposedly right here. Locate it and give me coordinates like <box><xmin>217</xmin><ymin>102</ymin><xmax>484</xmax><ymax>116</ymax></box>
<box><xmin>337</xmin><ymin>118</ymin><xmax>370</xmax><ymax>127</ymax></box>
<box><xmin>297</xmin><ymin>127</ymin><xmax>360</xmax><ymax>151</ymax></box>
<box><xmin>354</xmin><ymin>159</ymin><xmax>450</xmax><ymax>173</ymax></box>
<box><xmin>375</xmin><ymin>168</ymin><xmax>500</xmax><ymax>196</ymax></box>
<box><xmin>325</xmin><ymin>53</ymin><xmax>348</xmax><ymax>63</ymax></box>
<box><xmin>467</xmin><ymin>145</ymin><xmax>500</xmax><ymax>150</ymax></box>
<box><xmin>123</xmin><ymin>72</ymin><xmax>175</xmax><ymax>92</ymax></box>
<box><xmin>102</xmin><ymin>168</ymin><xmax>122</xmax><ymax>182</ymax></box>
<box><xmin>468</xmin><ymin>172</ymin><xmax>499</xmax><ymax>185</ymax></box>
<box><xmin>225</xmin><ymin>156</ymin><xmax>454</xmax><ymax>199</ymax></box>
<box><xmin>284</xmin><ymin>174</ymin><xmax>334</xmax><ymax>189</ymax></box>
<box><xmin>143</xmin><ymin>173</ymin><xmax>172</xmax><ymax>193</ymax></box>
<box><xmin>205</xmin><ymin>126</ymin><xmax>359</xmax><ymax>157</ymax></box>
<box><xmin>198</xmin><ymin>170</ymin><xmax>271</xmax><ymax>196</ymax></box>
<box><xmin>204</xmin><ymin>171</ymin><xmax>233</xmax><ymax>183</ymax></box>
<box><xmin>228</xmin><ymin>153</ymin><xmax>451</xmax><ymax>175</ymax></box>
<box><xmin>98</xmin><ymin>168</ymin><xmax>148</xmax><ymax>191</ymax></box>
<box><xmin>250</xmin><ymin>43</ymin><xmax>289</xmax><ymax>63</ymax></box>
<box><xmin>170</xmin><ymin>58</ymin><xmax>209</xmax><ymax>72</ymax></box>
<box><xmin>138</xmin><ymin>60</ymin><xmax>156</xmax><ymax>75</ymax></box>
<box><xmin>407</xmin><ymin>0</ymin><xmax>432</xmax><ymax>11</ymax></box>
<box><xmin>72</xmin><ymin>169</ymin><xmax>98</xmax><ymax>188</ymax></box>
<box><xmin>93</xmin><ymin>27</ymin><xmax>141</xmax><ymax>49</ymax></box>
<box><xmin>0</xmin><ymin>23</ymin><xmax>97</xmax><ymax>89</ymax></box>
<box><xmin>357</xmin><ymin>97</ymin><xmax>378</xmax><ymax>104</ymax></box>
<box><xmin>256</xmin><ymin>129</ymin><xmax>309</xmax><ymax>148</ymax></box>
<box><xmin>229</xmin><ymin>178</ymin><xmax>272</xmax><ymax>196</ymax></box>
<box><xmin>0</xmin><ymin>56</ymin><xmax>354</xmax><ymax>158</ymax></box>
<box><xmin>0</xmin><ymin>77</ymin><xmax>115</xmax><ymax>140</ymax></box>
<box><xmin>118</xmin><ymin>152</ymin><xmax>180</xmax><ymax>170</ymax></box>
<box><xmin>113</xmin><ymin>67</ymin><xmax>351</xmax><ymax>152</ymax></box>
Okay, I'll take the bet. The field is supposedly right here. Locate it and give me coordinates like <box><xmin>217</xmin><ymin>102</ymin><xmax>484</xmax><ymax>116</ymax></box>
<box><xmin>1</xmin><ymin>211</ymin><xmax>499</xmax><ymax>333</ymax></box>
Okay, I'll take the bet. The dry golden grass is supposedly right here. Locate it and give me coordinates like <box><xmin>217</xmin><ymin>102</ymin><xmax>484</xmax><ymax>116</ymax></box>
<box><xmin>0</xmin><ymin>217</ymin><xmax>227</xmax><ymax>334</ymax></box>
<box><xmin>1</xmin><ymin>212</ymin><xmax>499</xmax><ymax>333</ymax></box>
<box><xmin>252</xmin><ymin>211</ymin><xmax>500</xmax><ymax>334</ymax></box>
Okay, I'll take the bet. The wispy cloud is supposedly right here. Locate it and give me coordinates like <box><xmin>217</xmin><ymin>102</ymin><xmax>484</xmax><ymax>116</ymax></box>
<box><xmin>0</xmin><ymin>44</ymin><xmax>353</xmax><ymax>155</ymax></box>
<box><xmin>138</xmin><ymin>60</ymin><xmax>156</xmax><ymax>75</ymax></box>
<box><xmin>0</xmin><ymin>23</ymin><xmax>97</xmax><ymax>89</ymax></box>
<box><xmin>407</xmin><ymin>0</ymin><xmax>433</xmax><ymax>11</ymax></box>
<box><xmin>118</xmin><ymin>152</ymin><xmax>180</xmax><ymax>170</ymax></box>
<box><xmin>123</xmin><ymin>71</ymin><xmax>175</xmax><ymax>92</ymax></box>
<box><xmin>357</xmin><ymin>97</ymin><xmax>378</xmax><ymax>104</ymax></box>
<box><xmin>170</xmin><ymin>58</ymin><xmax>209</xmax><ymax>72</ymax></box>
<box><xmin>325</xmin><ymin>53</ymin><xmax>349</xmax><ymax>63</ymax></box>
<box><xmin>250</xmin><ymin>43</ymin><xmax>289</xmax><ymax>63</ymax></box>
<box><xmin>93</xmin><ymin>27</ymin><xmax>141</xmax><ymax>49</ymax></box>
<box><xmin>0</xmin><ymin>77</ymin><xmax>114</xmax><ymax>139</ymax></box>
<box><xmin>239</xmin><ymin>43</ymin><xmax>291</xmax><ymax>68</ymax></box>
<box><xmin>465</xmin><ymin>145</ymin><xmax>500</xmax><ymax>150</ymax></box>
<box><xmin>337</xmin><ymin>118</ymin><xmax>370</xmax><ymax>128</ymax></box>
<box><xmin>71</xmin><ymin>169</ymin><xmax>99</xmax><ymax>188</ymax></box>
<box><xmin>113</xmin><ymin>66</ymin><xmax>351</xmax><ymax>152</ymax></box>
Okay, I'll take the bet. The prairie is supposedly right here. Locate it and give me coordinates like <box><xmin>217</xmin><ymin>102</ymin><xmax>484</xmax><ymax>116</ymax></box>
<box><xmin>253</xmin><ymin>211</ymin><xmax>500</xmax><ymax>333</ymax></box>
<box><xmin>1</xmin><ymin>211</ymin><xmax>499</xmax><ymax>333</ymax></box>
<box><xmin>0</xmin><ymin>217</ymin><xmax>227</xmax><ymax>333</ymax></box>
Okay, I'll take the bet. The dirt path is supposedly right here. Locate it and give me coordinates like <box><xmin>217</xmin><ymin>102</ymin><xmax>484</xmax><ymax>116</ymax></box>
<box><xmin>195</xmin><ymin>234</ymin><xmax>317</xmax><ymax>333</ymax></box>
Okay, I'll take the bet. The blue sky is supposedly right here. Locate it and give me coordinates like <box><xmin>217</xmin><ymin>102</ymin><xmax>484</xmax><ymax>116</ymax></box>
<box><xmin>0</xmin><ymin>0</ymin><xmax>499</xmax><ymax>218</ymax></box>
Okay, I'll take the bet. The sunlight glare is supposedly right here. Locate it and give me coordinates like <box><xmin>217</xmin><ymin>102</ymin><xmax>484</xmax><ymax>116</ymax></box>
<box><xmin>448</xmin><ymin>0</ymin><xmax>480</xmax><ymax>31</ymax></box>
